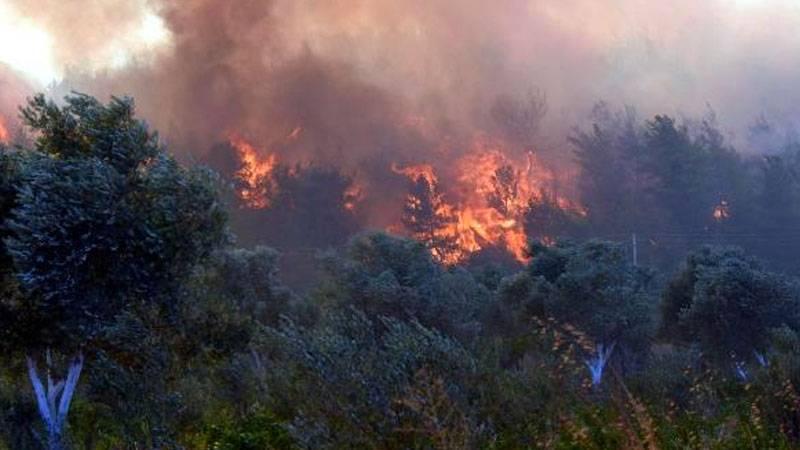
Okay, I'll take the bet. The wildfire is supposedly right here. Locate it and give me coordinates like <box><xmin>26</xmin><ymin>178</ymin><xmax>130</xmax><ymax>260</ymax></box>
<box><xmin>713</xmin><ymin>199</ymin><xmax>730</xmax><ymax>222</ymax></box>
<box><xmin>230</xmin><ymin>130</ymin><xmax>366</xmax><ymax>213</ymax></box>
<box><xmin>229</xmin><ymin>126</ymin><xmax>583</xmax><ymax>265</ymax></box>
<box><xmin>0</xmin><ymin>116</ymin><xmax>9</xmax><ymax>144</ymax></box>
<box><xmin>394</xmin><ymin>135</ymin><xmax>583</xmax><ymax>265</ymax></box>
<box><xmin>343</xmin><ymin>181</ymin><xmax>364</xmax><ymax>211</ymax></box>
<box><xmin>229</xmin><ymin>135</ymin><xmax>278</xmax><ymax>209</ymax></box>
<box><xmin>391</xmin><ymin>162</ymin><xmax>438</xmax><ymax>185</ymax></box>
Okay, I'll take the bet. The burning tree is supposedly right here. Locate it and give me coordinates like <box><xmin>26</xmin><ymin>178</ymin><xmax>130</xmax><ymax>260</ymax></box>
<box><xmin>401</xmin><ymin>174</ymin><xmax>459</xmax><ymax>263</ymax></box>
<box><xmin>487</xmin><ymin>164</ymin><xmax>520</xmax><ymax>216</ymax></box>
<box><xmin>220</xmin><ymin>136</ymin><xmax>361</xmax><ymax>252</ymax></box>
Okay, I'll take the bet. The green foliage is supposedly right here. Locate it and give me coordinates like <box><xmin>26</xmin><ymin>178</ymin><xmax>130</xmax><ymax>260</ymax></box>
<box><xmin>3</xmin><ymin>93</ymin><xmax>800</xmax><ymax>449</ymax></box>
<box><xmin>3</xmin><ymin>93</ymin><xmax>228</xmax><ymax>351</ymax></box>
<box><xmin>261</xmin><ymin>308</ymin><xmax>476</xmax><ymax>449</ymax></box>
<box><xmin>202</xmin><ymin>410</ymin><xmax>293</xmax><ymax>450</ymax></box>
<box><xmin>662</xmin><ymin>246</ymin><xmax>800</xmax><ymax>368</ymax></box>
<box><xmin>314</xmin><ymin>232</ymin><xmax>491</xmax><ymax>338</ymax></box>
<box><xmin>498</xmin><ymin>240</ymin><xmax>656</xmax><ymax>363</ymax></box>
<box><xmin>177</xmin><ymin>246</ymin><xmax>300</xmax><ymax>358</ymax></box>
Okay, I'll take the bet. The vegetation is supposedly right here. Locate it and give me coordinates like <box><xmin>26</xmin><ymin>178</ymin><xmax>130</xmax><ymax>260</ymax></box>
<box><xmin>1</xmin><ymin>93</ymin><xmax>800</xmax><ymax>449</ymax></box>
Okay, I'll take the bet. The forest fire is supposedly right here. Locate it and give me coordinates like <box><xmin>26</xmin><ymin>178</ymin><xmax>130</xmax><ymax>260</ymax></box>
<box><xmin>0</xmin><ymin>116</ymin><xmax>9</xmax><ymax>144</ymax></box>
<box><xmin>713</xmin><ymin>199</ymin><xmax>730</xmax><ymax>222</ymax></box>
<box><xmin>230</xmin><ymin>135</ymin><xmax>278</xmax><ymax>209</ymax></box>
<box><xmin>7</xmin><ymin>1</ymin><xmax>800</xmax><ymax>444</ymax></box>
<box><xmin>343</xmin><ymin>182</ymin><xmax>364</xmax><ymax>211</ymax></box>
<box><xmin>391</xmin><ymin>136</ymin><xmax>583</xmax><ymax>264</ymax></box>
<box><xmin>227</xmin><ymin>123</ymin><xmax>584</xmax><ymax>265</ymax></box>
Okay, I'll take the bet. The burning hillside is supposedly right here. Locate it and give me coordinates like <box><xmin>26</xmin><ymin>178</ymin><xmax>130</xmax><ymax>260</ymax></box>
<box><xmin>227</xmin><ymin>127</ymin><xmax>582</xmax><ymax>264</ymax></box>
<box><xmin>1</xmin><ymin>0</ymin><xmax>797</xmax><ymax>270</ymax></box>
<box><xmin>391</xmin><ymin>137</ymin><xmax>583</xmax><ymax>264</ymax></box>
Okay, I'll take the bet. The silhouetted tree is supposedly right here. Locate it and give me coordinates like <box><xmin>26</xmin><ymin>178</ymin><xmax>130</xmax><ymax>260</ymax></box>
<box><xmin>487</xmin><ymin>164</ymin><xmax>520</xmax><ymax>216</ymax></box>
<box><xmin>571</xmin><ymin>103</ymin><xmax>651</xmax><ymax>236</ymax></box>
<box><xmin>523</xmin><ymin>191</ymin><xmax>586</xmax><ymax>244</ymax></box>
<box><xmin>754</xmin><ymin>148</ymin><xmax>800</xmax><ymax>270</ymax></box>
<box><xmin>401</xmin><ymin>175</ymin><xmax>458</xmax><ymax>262</ymax></box>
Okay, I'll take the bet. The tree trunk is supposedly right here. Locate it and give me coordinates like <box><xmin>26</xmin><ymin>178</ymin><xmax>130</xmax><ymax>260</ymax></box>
<box><xmin>27</xmin><ymin>353</ymin><xmax>84</xmax><ymax>450</ymax></box>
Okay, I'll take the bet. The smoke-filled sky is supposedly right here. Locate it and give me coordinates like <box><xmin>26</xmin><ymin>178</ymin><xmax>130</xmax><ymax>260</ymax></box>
<box><xmin>0</xmin><ymin>0</ymin><xmax>799</xmax><ymax>158</ymax></box>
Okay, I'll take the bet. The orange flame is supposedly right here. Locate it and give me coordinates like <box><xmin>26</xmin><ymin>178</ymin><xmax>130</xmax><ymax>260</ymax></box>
<box><xmin>394</xmin><ymin>135</ymin><xmax>583</xmax><ymax>264</ymax></box>
<box><xmin>230</xmin><ymin>130</ymin><xmax>365</xmax><ymax>213</ymax></box>
<box><xmin>0</xmin><ymin>116</ymin><xmax>9</xmax><ymax>144</ymax></box>
<box><xmin>343</xmin><ymin>181</ymin><xmax>364</xmax><ymax>211</ymax></box>
<box><xmin>229</xmin><ymin>135</ymin><xmax>278</xmax><ymax>209</ymax></box>
<box><xmin>713</xmin><ymin>199</ymin><xmax>730</xmax><ymax>222</ymax></box>
<box><xmin>391</xmin><ymin>162</ymin><xmax>438</xmax><ymax>185</ymax></box>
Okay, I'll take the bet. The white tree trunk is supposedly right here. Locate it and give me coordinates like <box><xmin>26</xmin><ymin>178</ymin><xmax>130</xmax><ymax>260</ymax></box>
<box><xmin>585</xmin><ymin>342</ymin><xmax>615</xmax><ymax>386</ymax></box>
<box><xmin>27</xmin><ymin>353</ymin><xmax>83</xmax><ymax>450</ymax></box>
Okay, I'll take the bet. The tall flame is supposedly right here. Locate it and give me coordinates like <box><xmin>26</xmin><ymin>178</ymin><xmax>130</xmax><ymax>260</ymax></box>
<box><xmin>229</xmin><ymin>135</ymin><xmax>278</xmax><ymax>209</ymax></box>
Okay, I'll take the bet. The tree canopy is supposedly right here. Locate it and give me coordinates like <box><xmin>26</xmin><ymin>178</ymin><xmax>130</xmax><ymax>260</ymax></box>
<box><xmin>2</xmin><ymin>93</ymin><xmax>228</xmax><ymax>351</ymax></box>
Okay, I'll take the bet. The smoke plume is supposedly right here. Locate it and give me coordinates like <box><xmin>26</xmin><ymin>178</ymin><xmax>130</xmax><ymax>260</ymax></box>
<box><xmin>4</xmin><ymin>0</ymin><xmax>800</xmax><ymax>251</ymax></box>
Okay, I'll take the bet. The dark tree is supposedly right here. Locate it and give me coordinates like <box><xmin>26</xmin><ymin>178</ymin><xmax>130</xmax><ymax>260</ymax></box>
<box><xmin>523</xmin><ymin>190</ymin><xmax>586</xmax><ymax>245</ymax></box>
<box><xmin>401</xmin><ymin>175</ymin><xmax>458</xmax><ymax>263</ymax></box>
<box><xmin>754</xmin><ymin>148</ymin><xmax>800</xmax><ymax>271</ymax></box>
<box><xmin>2</xmin><ymin>93</ymin><xmax>227</xmax><ymax>448</ymax></box>
<box><xmin>240</xmin><ymin>164</ymin><xmax>359</xmax><ymax>248</ymax></box>
<box><xmin>660</xmin><ymin>246</ymin><xmax>800</xmax><ymax>377</ymax></box>
<box><xmin>487</xmin><ymin>164</ymin><xmax>520</xmax><ymax>216</ymax></box>
<box><xmin>497</xmin><ymin>240</ymin><xmax>656</xmax><ymax>385</ymax></box>
<box><xmin>573</xmin><ymin>106</ymin><xmax>753</xmax><ymax>268</ymax></box>
<box><xmin>571</xmin><ymin>103</ymin><xmax>651</xmax><ymax>236</ymax></box>
<box><xmin>314</xmin><ymin>232</ymin><xmax>490</xmax><ymax>339</ymax></box>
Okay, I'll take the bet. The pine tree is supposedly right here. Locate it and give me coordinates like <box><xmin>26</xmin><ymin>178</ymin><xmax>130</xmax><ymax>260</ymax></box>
<box><xmin>402</xmin><ymin>175</ymin><xmax>458</xmax><ymax>263</ymax></box>
<box><xmin>487</xmin><ymin>164</ymin><xmax>519</xmax><ymax>216</ymax></box>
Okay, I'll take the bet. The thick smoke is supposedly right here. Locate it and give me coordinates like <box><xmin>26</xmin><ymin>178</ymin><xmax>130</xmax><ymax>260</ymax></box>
<box><xmin>0</xmin><ymin>63</ymin><xmax>33</xmax><ymax>136</ymax></box>
<box><xmin>5</xmin><ymin>0</ymin><xmax>800</xmax><ymax>151</ymax></box>
<box><xmin>4</xmin><ymin>0</ymin><xmax>800</xmax><ymax>232</ymax></box>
